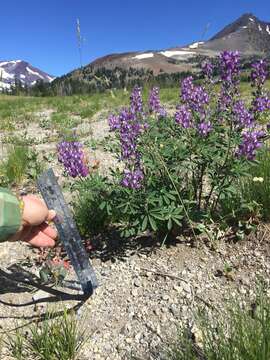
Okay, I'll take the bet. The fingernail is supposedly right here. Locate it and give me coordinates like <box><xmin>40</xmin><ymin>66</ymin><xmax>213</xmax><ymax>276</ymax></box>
<box><xmin>49</xmin><ymin>210</ymin><xmax>57</xmax><ymax>218</ymax></box>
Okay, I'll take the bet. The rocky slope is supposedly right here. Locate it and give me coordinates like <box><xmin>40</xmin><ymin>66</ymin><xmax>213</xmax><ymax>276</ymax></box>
<box><xmin>202</xmin><ymin>13</ymin><xmax>270</xmax><ymax>54</ymax></box>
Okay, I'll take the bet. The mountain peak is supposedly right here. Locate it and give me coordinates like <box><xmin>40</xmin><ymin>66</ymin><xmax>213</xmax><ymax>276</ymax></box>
<box><xmin>0</xmin><ymin>60</ymin><xmax>55</xmax><ymax>91</ymax></box>
<box><xmin>239</xmin><ymin>12</ymin><xmax>257</xmax><ymax>21</ymax></box>
<box><xmin>204</xmin><ymin>13</ymin><xmax>270</xmax><ymax>53</ymax></box>
<box><xmin>210</xmin><ymin>13</ymin><xmax>261</xmax><ymax>41</ymax></box>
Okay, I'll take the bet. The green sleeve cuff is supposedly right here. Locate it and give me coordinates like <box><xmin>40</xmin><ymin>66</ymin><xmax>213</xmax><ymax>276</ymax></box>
<box><xmin>0</xmin><ymin>188</ymin><xmax>22</xmax><ymax>242</ymax></box>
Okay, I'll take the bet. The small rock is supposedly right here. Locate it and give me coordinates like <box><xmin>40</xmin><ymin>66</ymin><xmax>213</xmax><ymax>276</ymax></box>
<box><xmin>182</xmin><ymin>283</ymin><xmax>191</xmax><ymax>294</ymax></box>
<box><xmin>125</xmin><ymin>337</ymin><xmax>133</xmax><ymax>344</ymax></box>
<box><xmin>134</xmin><ymin>279</ymin><xmax>141</xmax><ymax>287</ymax></box>
<box><xmin>135</xmin><ymin>332</ymin><xmax>142</xmax><ymax>342</ymax></box>
<box><xmin>131</xmin><ymin>289</ymin><xmax>138</xmax><ymax>297</ymax></box>
<box><xmin>169</xmin><ymin>304</ymin><xmax>179</xmax><ymax>317</ymax></box>
<box><xmin>153</xmin><ymin>307</ymin><xmax>161</xmax><ymax>316</ymax></box>
<box><xmin>173</xmin><ymin>284</ymin><xmax>182</xmax><ymax>293</ymax></box>
<box><xmin>32</xmin><ymin>290</ymin><xmax>50</xmax><ymax>302</ymax></box>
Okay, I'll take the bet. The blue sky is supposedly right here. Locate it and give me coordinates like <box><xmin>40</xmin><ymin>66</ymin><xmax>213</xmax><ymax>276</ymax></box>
<box><xmin>0</xmin><ymin>0</ymin><xmax>269</xmax><ymax>76</ymax></box>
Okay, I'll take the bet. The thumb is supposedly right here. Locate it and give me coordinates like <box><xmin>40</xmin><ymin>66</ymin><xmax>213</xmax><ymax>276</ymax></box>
<box><xmin>46</xmin><ymin>210</ymin><xmax>56</xmax><ymax>222</ymax></box>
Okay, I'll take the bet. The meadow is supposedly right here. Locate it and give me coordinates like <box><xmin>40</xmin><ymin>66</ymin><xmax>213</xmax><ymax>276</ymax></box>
<box><xmin>1</xmin><ymin>54</ymin><xmax>270</xmax><ymax>359</ymax></box>
<box><xmin>1</xmin><ymin>79</ymin><xmax>268</xmax><ymax>131</ymax></box>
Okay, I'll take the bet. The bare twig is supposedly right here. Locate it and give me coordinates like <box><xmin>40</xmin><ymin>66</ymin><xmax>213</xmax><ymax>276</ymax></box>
<box><xmin>140</xmin><ymin>267</ymin><xmax>189</xmax><ymax>283</ymax></box>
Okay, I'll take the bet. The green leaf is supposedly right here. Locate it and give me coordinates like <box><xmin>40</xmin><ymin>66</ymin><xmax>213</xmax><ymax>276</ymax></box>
<box><xmin>99</xmin><ymin>201</ymin><xmax>106</xmax><ymax>210</ymax></box>
<box><xmin>172</xmin><ymin>217</ymin><xmax>182</xmax><ymax>226</ymax></box>
<box><xmin>167</xmin><ymin>217</ymin><xmax>173</xmax><ymax>230</ymax></box>
<box><xmin>196</xmin><ymin>223</ymin><xmax>206</xmax><ymax>233</ymax></box>
<box><xmin>141</xmin><ymin>216</ymin><xmax>148</xmax><ymax>231</ymax></box>
<box><xmin>151</xmin><ymin>212</ymin><xmax>166</xmax><ymax>221</ymax></box>
<box><xmin>148</xmin><ymin>216</ymin><xmax>157</xmax><ymax>231</ymax></box>
<box><xmin>163</xmin><ymin>196</ymin><xmax>170</xmax><ymax>205</ymax></box>
<box><xmin>166</xmin><ymin>192</ymin><xmax>177</xmax><ymax>201</ymax></box>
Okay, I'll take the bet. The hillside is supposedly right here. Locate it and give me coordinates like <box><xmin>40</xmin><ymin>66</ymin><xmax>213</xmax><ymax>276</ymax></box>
<box><xmin>48</xmin><ymin>13</ymin><xmax>270</xmax><ymax>95</ymax></box>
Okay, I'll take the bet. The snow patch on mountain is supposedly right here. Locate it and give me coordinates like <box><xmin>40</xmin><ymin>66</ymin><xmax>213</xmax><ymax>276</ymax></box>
<box><xmin>189</xmin><ymin>41</ymin><xmax>204</xmax><ymax>49</ymax></box>
<box><xmin>0</xmin><ymin>67</ymin><xmax>14</xmax><ymax>80</ymax></box>
<box><xmin>26</xmin><ymin>66</ymin><xmax>44</xmax><ymax>79</ymax></box>
<box><xmin>133</xmin><ymin>53</ymin><xmax>154</xmax><ymax>60</ymax></box>
<box><xmin>160</xmin><ymin>50</ymin><xmax>195</xmax><ymax>58</ymax></box>
<box><xmin>0</xmin><ymin>81</ymin><xmax>11</xmax><ymax>89</ymax></box>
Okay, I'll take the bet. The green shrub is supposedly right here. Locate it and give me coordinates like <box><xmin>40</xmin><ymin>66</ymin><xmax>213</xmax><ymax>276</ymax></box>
<box><xmin>74</xmin><ymin>173</ymin><xmax>111</xmax><ymax>236</ymax></box>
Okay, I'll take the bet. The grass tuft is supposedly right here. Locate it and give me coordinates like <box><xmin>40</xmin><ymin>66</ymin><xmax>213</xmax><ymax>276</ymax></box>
<box><xmin>6</xmin><ymin>309</ymin><xmax>85</xmax><ymax>360</ymax></box>
<box><xmin>168</xmin><ymin>290</ymin><xmax>270</xmax><ymax>360</ymax></box>
<box><xmin>241</xmin><ymin>146</ymin><xmax>270</xmax><ymax>221</ymax></box>
<box><xmin>0</xmin><ymin>145</ymin><xmax>43</xmax><ymax>186</ymax></box>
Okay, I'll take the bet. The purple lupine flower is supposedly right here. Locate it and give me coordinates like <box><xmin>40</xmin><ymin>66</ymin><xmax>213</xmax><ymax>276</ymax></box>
<box><xmin>148</xmin><ymin>87</ymin><xmax>167</xmax><ymax>117</ymax></box>
<box><xmin>252</xmin><ymin>96</ymin><xmax>270</xmax><ymax>112</ymax></box>
<box><xmin>57</xmin><ymin>141</ymin><xmax>89</xmax><ymax>177</ymax></box>
<box><xmin>121</xmin><ymin>168</ymin><xmax>144</xmax><ymax>189</ymax></box>
<box><xmin>218</xmin><ymin>91</ymin><xmax>233</xmax><ymax>112</ymax></box>
<box><xmin>218</xmin><ymin>51</ymin><xmax>241</xmax><ymax>113</ymax></box>
<box><xmin>233</xmin><ymin>101</ymin><xmax>254</xmax><ymax>128</ymax></box>
<box><xmin>117</xmin><ymin>106</ymin><xmax>147</xmax><ymax>190</ymax></box>
<box><xmin>251</xmin><ymin>60</ymin><xmax>268</xmax><ymax>87</ymax></box>
<box><xmin>158</xmin><ymin>106</ymin><xmax>167</xmax><ymax>118</ymax></box>
<box><xmin>219</xmin><ymin>50</ymin><xmax>240</xmax><ymax>83</ymax></box>
<box><xmin>191</xmin><ymin>86</ymin><xmax>209</xmax><ymax>113</ymax></box>
<box><xmin>201</xmin><ymin>61</ymin><xmax>213</xmax><ymax>79</ymax></box>
<box><xmin>148</xmin><ymin>87</ymin><xmax>161</xmax><ymax>113</ymax></box>
<box><xmin>130</xmin><ymin>85</ymin><xmax>143</xmax><ymax>114</ymax></box>
<box><xmin>181</xmin><ymin>76</ymin><xmax>209</xmax><ymax>113</ymax></box>
<box><xmin>197</xmin><ymin>120</ymin><xmax>213</xmax><ymax>137</ymax></box>
<box><xmin>181</xmin><ymin>76</ymin><xmax>194</xmax><ymax>102</ymax></box>
<box><xmin>175</xmin><ymin>105</ymin><xmax>193</xmax><ymax>128</ymax></box>
<box><xmin>108</xmin><ymin>114</ymin><xmax>120</xmax><ymax>131</ymax></box>
<box><xmin>118</xmin><ymin>108</ymin><xmax>141</xmax><ymax>161</ymax></box>
<box><xmin>236</xmin><ymin>130</ymin><xmax>265</xmax><ymax>160</ymax></box>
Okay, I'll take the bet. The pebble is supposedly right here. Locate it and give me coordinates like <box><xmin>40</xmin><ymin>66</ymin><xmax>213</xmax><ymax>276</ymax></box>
<box><xmin>182</xmin><ymin>283</ymin><xmax>191</xmax><ymax>294</ymax></box>
<box><xmin>125</xmin><ymin>337</ymin><xmax>133</xmax><ymax>344</ymax></box>
<box><xmin>134</xmin><ymin>279</ymin><xmax>141</xmax><ymax>287</ymax></box>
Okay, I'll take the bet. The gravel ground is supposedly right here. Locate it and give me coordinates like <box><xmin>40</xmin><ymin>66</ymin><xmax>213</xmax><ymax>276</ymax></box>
<box><xmin>1</xmin><ymin>228</ymin><xmax>270</xmax><ymax>360</ymax></box>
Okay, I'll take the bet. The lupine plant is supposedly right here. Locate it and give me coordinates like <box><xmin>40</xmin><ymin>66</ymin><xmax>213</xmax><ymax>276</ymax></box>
<box><xmin>60</xmin><ymin>51</ymin><xmax>270</xmax><ymax>240</ymax></box>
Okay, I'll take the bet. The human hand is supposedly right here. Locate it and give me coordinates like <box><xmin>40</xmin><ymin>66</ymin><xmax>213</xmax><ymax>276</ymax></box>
<box><xmin>10</xmin><ymin>195</ymin><xmax>57</xmax><ymax>247</ymax></box>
